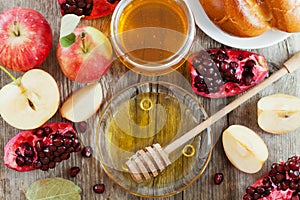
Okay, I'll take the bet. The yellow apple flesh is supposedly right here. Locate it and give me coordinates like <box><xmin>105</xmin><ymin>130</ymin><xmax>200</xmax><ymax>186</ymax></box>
<box><xmin>222</xmin><ymin>125</ymin><xmax>268</xmax><ymax>173</ymax></box>
<box><xmin>60</xmin><ymin>82</ymin><xmax>103</xmax><ymax>122</ymax></box>
<box><xmin>257</xmin><ymin>94</ymin><xmax>300</xmax><ymax>134</ymax></box>
<box><xmin>0</xmin><ymin>69</ymin><xmax>60</xmax><ymax>129</ymax></box>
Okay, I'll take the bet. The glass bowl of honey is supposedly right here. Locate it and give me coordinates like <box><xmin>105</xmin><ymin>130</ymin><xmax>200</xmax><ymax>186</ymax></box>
<box><xmin>110</xmin><ymin>0</ymin><xmax>196</xmax><ymax>75</ymax></box>
<box><xmin>94</xmin><ymin>72</ymin><xmax>212</xmax><ymax>197</ymax></box>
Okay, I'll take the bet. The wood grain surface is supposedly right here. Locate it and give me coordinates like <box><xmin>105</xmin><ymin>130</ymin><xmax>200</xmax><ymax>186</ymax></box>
<box><xmin>0</xmin><ymin>0</ymin><xmax>299</xmax><ymax>200</ymax></box>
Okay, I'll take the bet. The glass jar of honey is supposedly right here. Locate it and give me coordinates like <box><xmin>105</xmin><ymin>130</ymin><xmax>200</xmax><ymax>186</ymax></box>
<box><xmin>110</xmin><ymin>0</ymin><xmax>195</xmax><ymax>76</ymax></box>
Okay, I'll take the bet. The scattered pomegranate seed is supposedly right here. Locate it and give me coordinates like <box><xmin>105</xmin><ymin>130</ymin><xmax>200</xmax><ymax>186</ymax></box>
<box><xmin>214</xmin><ymin>173</ymin><xmax>224</xmax><ymax>185</ymax></box>
<box><xmin>93</xmin><ymin>183</ymin><xmax>105</xmax><ymax>194</ymax></box>
<box><xmin>82</xmin><ymin>146</ymin><xmax>93</xmax><ymax>158</ymax></box>
<box><xmin>76</xmin><ymin>121</ymin><xmax>88</xmax><ymax>133</ymax></box>
<box><xmin>70</xmin><ymin>166</ymin><xmax>80</xmax><ymax>177</ymax></box>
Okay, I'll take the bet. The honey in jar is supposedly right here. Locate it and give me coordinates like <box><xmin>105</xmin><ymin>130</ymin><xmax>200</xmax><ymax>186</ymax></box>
<box><xmin>110</xmin><ymin>0</ymin><xmax>195</xmax><ymax>75</ymax></box>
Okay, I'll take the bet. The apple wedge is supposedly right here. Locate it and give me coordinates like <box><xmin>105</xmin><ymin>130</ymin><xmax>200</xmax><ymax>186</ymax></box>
<box><xmin>60</xmin><ymin>82</ymin><xmax>103</xmax><ymax>122</ymax></box>
<box><xmin>257</xmin><ymin>93</ymin><xmax>300</xmax><ymax>134</ymax></box>
<box><xmin>222</xmin><ymin>125</ymin><xmax>268</xmax><ymax>174</ymax></box>
<box><xmin>0</xmin><ymin>68</ymin><xmax>60</xmax><ymax>129</ymax></box>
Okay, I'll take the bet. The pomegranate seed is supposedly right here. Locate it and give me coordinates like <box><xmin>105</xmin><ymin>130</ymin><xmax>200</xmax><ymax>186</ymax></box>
<box><xmin>66</xmin><ymin>147</ymin><xmax>75</xmax><ymax>153</ymax></box>
<box><xmin>245</xmin><ymin>186</ymin><xmax>255</xmax><ymax>194</ymax></box>
<box><xmin>53</xmin><ymin>138</ymin><xmax>63</xmax><ymax>147</ymax></box>
<box><xmin>60</xmin><ymin>152</ymin><xmax>70</xmax><ymax>160</ymax></box>
<box><xmin>63</xmin><ymin>138</ymin><xmax>72</xmax><ymax>148</ymax></box>
<box><xmin>33</xmin><ymin>128</ymin><xmax>45</xmax><ymax>137</ymax></box>
<box><xmin>262</xmin><ymin>176</ymin><xmax>270</xmax><ymax>185</ymax></box>
<box><xmin>43</xmin><ymin>126</ymin><xmax>52</xmax><ymax>135</ymax></box>
<box><xmin>41</xmin><ymin>165</ymin><xmax>49</xmax><ymax>171</ymax></box>
<box><xmin>93</xmin><ymin>184</ymin><xmax>105</xmax><ymax>194</ymax></box>
<box><xmin>74</xmin><ymin>144</ymin><xmax>82</xmax><ymax>152</ymax></box>
<box><xmin>82</xmin><ymin>146</ymin><xmax>93</xmax><ymax>158</ymax></box>
<box><xmin>48</xmin><ymin>144</ymin><xmax>57</xmax><ymax>152</ymax></box>
<box><xmin>49</xmin><ymin>161</ymin><xmax>56</xmax><ymax>169</ymax></box>
<box><xmin>256</xmin><ymin>186</ymin><xmax>265</xmax><ymax>194</ymax></box>
<box><xmin>70</xmin><ymin>166</ymin><xmax>80</xmax><ymax>177</ymax></box>
<box><xmin>40</xmin><ymin>157</ymin><xmax>50</xmax><ymax>165</ymax></box>
<box><xmin>57</xmin><ymin>146</ymin><xmax>66</xmax><ymax>154</ymax></box>
<box><xmin>24</xmin><ymin>157</ymin><xmax>33</xmax><ymax>166</ymax></box>
<box><xmin>213</xmin><ymin>173</ymin><xmax>224</xmax><ymax>185</ymax></box>
<box><xmin>72</xmin><ymin>139</ymin><xmax>80</xmax><ymax>147</ymax></box>
<box><xmin>16</xmin><ymin>156</ymin><xmax>25</xmax><ymax>166</ymax></box>
<box><xmin>76</xmin><ymin>121</ymin><xmax>87</xmax><ymax>133</ymax></box>
<box><xmin>252</xmin><ymin>193</ymin><xmax>260</xmax><ymax>199</ymax></box>
<box><xmin>242</xmin><ymin>194</ymin><xmax>252</xmax><ymax>200</ymax></box>
<box><xmin>275</xmin><ymin>164</ymin><xmax>285</xmax><ymax>173</ymax></box>
<box><xmin>33</xmin><ymin>160</ymin><xmax>42</xmax><ymax>169</ymax></box>
<box><xmin>64</xmin><ymin>131</ymin><xmax>76</xmax><ymax>139</ymax></box>
<box><xmin>54</xmin><ymin>157</ymin><xmax>61</xmax><ymax>162</ymax></box>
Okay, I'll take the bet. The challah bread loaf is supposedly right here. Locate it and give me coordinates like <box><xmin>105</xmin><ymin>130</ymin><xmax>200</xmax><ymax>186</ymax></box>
<box><xmin>267</xmin><ymin>0</ymin><xmax>300</xmax><ymax>32</ymax></box>
<box><xmin>199</xmin><ymin>0</ymin><xmax>300</xmax><ymax>37</ymax></box>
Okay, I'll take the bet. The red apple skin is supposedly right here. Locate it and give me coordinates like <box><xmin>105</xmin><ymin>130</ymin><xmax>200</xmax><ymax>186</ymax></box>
<box><xmin>56</xmin><ymin>26</ymin><xmax>113</xmax><ymax>83</ymax></box>
<box><xmin>0</xmin><ymin>7</ymin><xmax>52</xmax><ymax>72</ymax></box>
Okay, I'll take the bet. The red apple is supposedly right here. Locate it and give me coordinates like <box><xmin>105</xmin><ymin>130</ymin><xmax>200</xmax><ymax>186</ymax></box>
<box><xmin>56</xmin><ymin>26</ymin><xmax>113</xmax><ymax>83</ymax></box>
<box><xmin>0</xmin><ymin>7</ymin><xmax>52</xmax><ymax>72</ymax></box>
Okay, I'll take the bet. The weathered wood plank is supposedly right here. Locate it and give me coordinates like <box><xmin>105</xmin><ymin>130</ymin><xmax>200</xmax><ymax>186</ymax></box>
<box><xmin>0</xmin><ymin>0</ymin><xmax>299</xmax><ymax>200</ymax></box>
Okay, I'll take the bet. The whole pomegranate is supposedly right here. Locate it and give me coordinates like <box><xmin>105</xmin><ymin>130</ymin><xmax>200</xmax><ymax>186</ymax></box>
<box><xmin>4</xmin><ymin>122</ymin><xmax>81</xmax><ymax>172</ymax></box>
<box><xmin>242</xmin><ymin>155</ymin><xmax>300</xmax><ymax>200</ymax></box>
<box><xmin>188</xmin><ymin>49</ymin><xmax>269</xmax><ymax>98</ymax></box>
<box><xmin>58</xmin><ymin>0</ymin><xmax>119</xmax><ymax>20</ymax></box>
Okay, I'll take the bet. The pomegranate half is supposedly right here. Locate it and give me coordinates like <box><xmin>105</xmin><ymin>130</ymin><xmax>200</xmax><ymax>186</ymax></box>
<box><xmin>188</xmin><ymin>49</ymin><xmax>269</xmax><ymax>98</ymax></box>
<box><xmin>4</xmin><ymin>122</ymin><xmax>81</xmax><ymax>172</ymax></box>
<box><xmin>242</xmin><ymin>155</ymin><xmax>300</xmax><ymax>200</ymax></box>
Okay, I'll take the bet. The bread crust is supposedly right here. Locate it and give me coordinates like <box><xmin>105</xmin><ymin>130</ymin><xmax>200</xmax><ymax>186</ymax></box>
<box><xmin>265</xmin><ymin>0</ymin><xmax>300</xmax><ymax>32</ymax></box>
<box><xmin>199</xmin><ymin>0</ymin><xmax>300</xmax><ymax>37</ymax></box>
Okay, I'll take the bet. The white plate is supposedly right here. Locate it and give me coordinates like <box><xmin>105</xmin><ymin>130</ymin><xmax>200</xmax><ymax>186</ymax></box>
<box><xmin>185</xmin><ymin>0</ymin><xmax>292</xmax><ymax>49</ymax></box>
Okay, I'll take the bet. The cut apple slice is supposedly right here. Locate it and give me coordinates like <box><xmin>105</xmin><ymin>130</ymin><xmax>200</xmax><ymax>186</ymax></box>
<box><xmin>257</xmin><ymin>93</ymin><xmax>300</xmax><ymax>134</ymax></box>
<box><xmin>222</xmin><ymin>125</ymin><xmax>268</xmax><ymax>174</ymax></box>
<box><xmin>0</xmin><ymin>69</ymin><xmax>60</xmax><ymax>130</ymax></box>
<box><xmin>60</xmin><ymin>82</ymin><xmax>103</xmax><ymax>122</ymax></box>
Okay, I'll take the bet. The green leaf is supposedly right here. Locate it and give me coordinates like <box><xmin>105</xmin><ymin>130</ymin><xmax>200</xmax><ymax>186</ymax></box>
<box><xmin>60</xmin><ymin>33</ymin><xmax>76</xmax><ymax>48</ymax></box>
<box><xmin>60</xmin><ymin>14</ymin><xmax>82</xmax><ymax>38</ymax></box>
<box><xmin>26</xmin><ymin>177</ymin><xmax>82</xmax><ymax>200</ymax></box>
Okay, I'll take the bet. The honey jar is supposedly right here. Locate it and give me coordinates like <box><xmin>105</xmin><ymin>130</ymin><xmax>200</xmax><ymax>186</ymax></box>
<box><xmin>110</xmin><ymin>0</ymin><xmax>195</xmax><ymax>75</ymax></box>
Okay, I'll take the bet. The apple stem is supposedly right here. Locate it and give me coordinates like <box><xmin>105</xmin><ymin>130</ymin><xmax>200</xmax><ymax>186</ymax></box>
<box><xmin>0</xmin><ymin>65</ymin><xmax>17</xmax><ymax>83</ymax></box>
<box><xmin>13</xmin><ymin>21</ymin><xmax>21</xmax><ymax>37</ymax></box>
<box><xmin>81</xmin><ymin>32</ymin><xmax>87</xmax><ymax>53</ymax></box>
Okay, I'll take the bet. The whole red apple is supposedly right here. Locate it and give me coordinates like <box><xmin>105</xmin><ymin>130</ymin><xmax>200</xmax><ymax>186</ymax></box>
<box><xmin>56</xmin><ymin>26</ymin><xmax>113</xmax><ymax>83</ymax></box>
<box><xmin>0</xmin><ymin>7</ymin><xmax>52</xmax><ymax>72</ymax></box>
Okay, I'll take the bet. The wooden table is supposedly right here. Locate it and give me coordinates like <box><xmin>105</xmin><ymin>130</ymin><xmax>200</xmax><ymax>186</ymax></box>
<box><xmin>0</xmin><ymin>1</ymin><xmax>299</xmax><ymax>199</ymax></box>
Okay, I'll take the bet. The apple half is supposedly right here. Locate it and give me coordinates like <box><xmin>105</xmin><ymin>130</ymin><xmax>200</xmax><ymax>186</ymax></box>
<box><xmin>257</xmin><ymin>93</ymin><xmax>300</xmax><ymax>134</ymax></box>
<box><xmin>0</xmin><ymin>69</ymin><xmax>60</xmax><ymax>130</ymax></box>
<box><xmin>222</xmin><ymin>125</ymin><xmax>268</xmax><ymax>174</ymax></box>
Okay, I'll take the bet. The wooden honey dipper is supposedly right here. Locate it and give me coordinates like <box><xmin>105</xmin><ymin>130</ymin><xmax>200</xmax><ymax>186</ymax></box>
<box><xmin>125</xmin><ymin>51</ymin><xmax>300</xmax><ymax>183</ymax></box>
